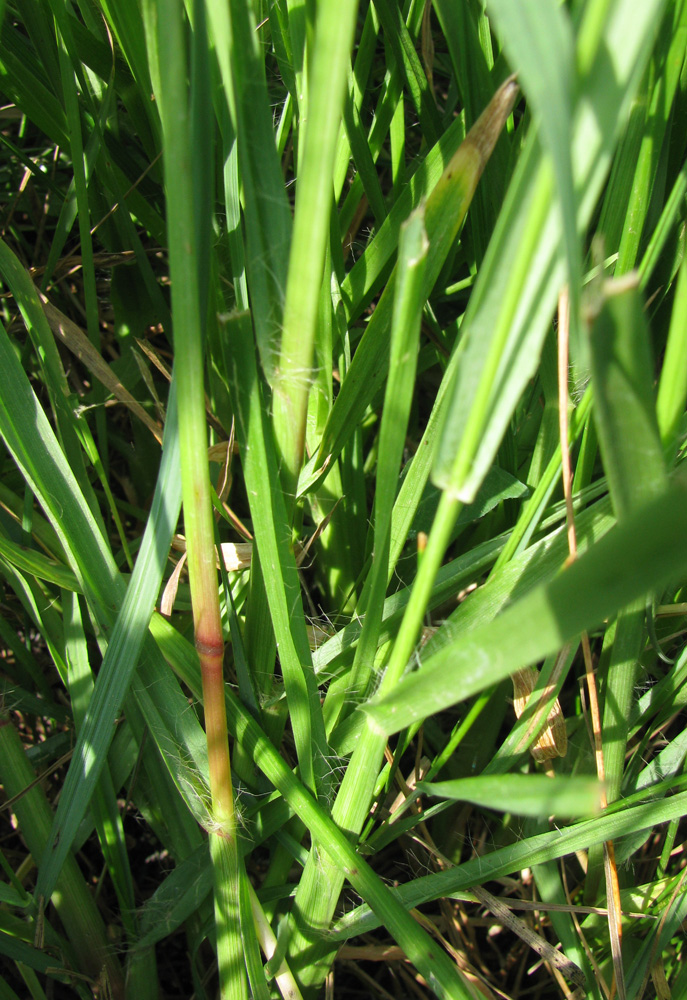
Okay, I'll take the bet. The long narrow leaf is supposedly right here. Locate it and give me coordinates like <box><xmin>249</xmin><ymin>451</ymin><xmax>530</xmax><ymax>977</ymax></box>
<box><xmin>366</xmin><ymin>474</ymin><xmax>687</xmax><ymax>734</ymax></box>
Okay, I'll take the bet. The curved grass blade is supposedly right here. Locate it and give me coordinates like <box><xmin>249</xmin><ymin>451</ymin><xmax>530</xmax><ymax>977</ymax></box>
<box><xmin>487</xmin><ymin>0</ymin><xmax>581</xmax><ymax>353</ymax></box>
<box><xmin>432</xmin><ymin>0</ymin><xmax>669</xmax><ymax>504</ymax></box>
<box><xmin>0</xmin><ymin>307</ymin><xmax>183</xmax><ymax>905</ymax></box>
<box><xmin>221</xmin><ymin>309</ymin><xmax>330</xmax><ymax>798</ymax></box>
<box><xmin>366</xmin><ymin>474</ymin><xmax>687</xmax><ymax>735</ymax></box>
<box><xmin>331</xmin><ymin>787</ymin><xmax>687</xmax><ymax>941</ymax></box>
<box><xmin>415</xmin><ymin>774</ymin><xmax>602</xmax><ymax>819</ymax></box>
<box><xmin>301</xmin><ymin>75</ymin><xmax>519</xmax><ymax>496</ymax></box>
<box><xmin>152</xmin><ymin>614</ymin><xmax>487</xmax><ymax>1000</ymax></box>
<box><xmin>272</xmin><ymin>0</ymin><xmax>360</xmax><ymax>498</ymax></box>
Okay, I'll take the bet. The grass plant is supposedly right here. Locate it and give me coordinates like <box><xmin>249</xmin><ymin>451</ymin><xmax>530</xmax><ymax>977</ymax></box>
<box><xmin>1</xmin><ymin>1</ymin><xmax>687</xmax><ymax>998</ymax></box>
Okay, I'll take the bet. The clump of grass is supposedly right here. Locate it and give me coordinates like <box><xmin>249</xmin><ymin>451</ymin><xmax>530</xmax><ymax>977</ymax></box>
<box><xmin>1</xmin><ymin>2</ymin><xmax>687</xmax><ymax>999</ymax></box>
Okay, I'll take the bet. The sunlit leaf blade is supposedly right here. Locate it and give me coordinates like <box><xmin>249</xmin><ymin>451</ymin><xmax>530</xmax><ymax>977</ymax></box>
<box><xmin>272</xmin><ymin>0</ymin><xmax>360</xmax><ymax>496</ymax></box>
<box><xmin>332</xmin><ymin>205</ymin><xmax>428</xmax><ymax>716</ymax></box>
<box><xmin>586</xmin><ymin>269</ymin><xmax>669</xmax><ymax>999</ymax></box>
<box><xmin>1</xmin><ymin>1</ymin><xmax>685</xmax><ymax>996</ymax></box>
<box><xmin>416</xmin><ymin>774</ymin><xmax>603</xmax><ymax>818</ymax></box>
<box><xmin>487</xmin><ymin>0</ymin><xmax>581</xmax><ymax>349</ymax></box>
<box><xmin>221</xmin><ymin>310</ymin><xmax>330</xmax><ymax>796</ymax></box>
<box><xmin>656</xmin><ymin>255</ymin><xmax>687</xmax><ymax>461</ymax></box>
<box><xmin>33</xmin><ymin>390</ymin><xmax>183</xmax><ymax>905</ymax></box>
<box><xmin>331</xmin><ymin>787</ymin><xmax>687</xmax><ymax>941</ymax></box>
<box><xmin>339</xmin><ymin>110</ymin><xmax>467</xmax><ymax>321</ymax></box>
<box><xmin>588</xmin><ymin>277</ymin><xmax>667</xmax><ymax>518</ymax></box>
<box><xmin>432</xmin><ymin>0</ymin><xmax>668</xmax><ymax>503</ymax></box>
<box><xmin>366</xmin><ymin>475</ymin><xmax>687</xmax><ymax>734</ymax></box>
<box><xmin>217</xmin><ymin>0</ymin><xmax>292</xmax><ymax>382</ymax></box>
<box><xmin>301</xmin><ymin>75</ymin><xmax>519</xmax><ymax>494</ymax></box>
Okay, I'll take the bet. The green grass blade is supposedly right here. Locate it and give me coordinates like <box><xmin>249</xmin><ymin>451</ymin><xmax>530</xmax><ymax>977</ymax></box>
<box><xmin>372</xmin><ymin>0</ymin><xmax>442</xmax><ymax>146</ymax></box>
<box><xmin>153</xmin><ymin>614</ymin><xmax>487</xmax><ymax>999</ymax></box>
<box><xmin>0</xmin><ymin>716</ymin><xmax>125</xmax><ymax>996</ymax></box>
<box><xmin>63</xmin><ymin>593</ymin><xmax>137</xmax><ymax>934</ymax></box>
<box><xmin>338</xmin><ymin>109</ymin><xmax>466</xmax><ymax>323</ymax></box>
<box><xmin>30</xmin><ymin>384</ymin><xmax>182</xmax><ymax>904</ymax></box>
<box><xmin>221</xmin><ymin>704</ymin><xmax>482</xmax><ymax>1000</ymax></box>
<box><xmin>0</xmin><ymin>32</ymin><xmax>68</xmax><ymax>146</ymax></box>
<box><xmin>221</xmin><ymin>310</ymin><xmax>330</xmax><ymax>797</ymax></box>
<box><xmin>272</xmin><ymin>0</ymin><xmax>359</xmax><ymax>497</ymax></box>
<box><xmin>2</xmin><ymin>1</ymin><xmax>684</xmax><ymax>995</ymax></box>
<box><xmin>0</xmin><ymin>320</ymin><xmax>119</xmax><ymax>618</ymax></box>
<box><xmin>220</xmin><ymin>0</ymin><xmax>291</xmax><ymax>381</ymax></box>
<box><xmin>331</xmin><ymin>788</ymin><xmax>687</xmax><ymax>941</ymax></box>
<box><xmin>586</xmin><ymin>270</ymin><xmax>668</xmax><ymax>878</ymax></box>
<box><xmin>432</xmin><ymin>0</ymin><xmax>510</xmax><ymax>261</ymax></box>
<box><xmin>416</xmin><ymin>774</ymin><xmax>603</xmax><ymax>819</ymax></box>
<box><xmin>152</xmin><ymin>1</ymin><xmax>247</xmax><ymax>992</ymax></box>
<box><xmin>301</xmin><ymin>76</ymin><xmax>518</xmax><ymax>496</ymax></box>
<box><xmin>433</xmin><ymin>0</ymin><xmax>668</xmax><ymax>503</ymax></box>
<box><xmin>587</xmin><ymin>277</ymin><xmax>666</xmax><ymax>517</ymax></box>
<box><xmin>614</xmin><ymin>4</ymin><xmax>687</xmax><ymax>275</ymax></box>
<box><xmin>332</xmin><ymin>206</ymin><xmax>428</xmax><ymax>715</ymax></box>
<box><xmin>656</xmin><ymin>254</ymin><xmax>687</xmax><ymax>461</ymax></box>
<box><xmin>286</xmin><ymin>209</ymin><xmax>430</xmax><ymax>976</ymax></box>
<box><xmin>0</xmin><ymin>239</ymin><xmax>102</xmax><ymax>525</ymax></box>
<box><xmin>366</xmin><ymin>474</ymin><xmax>687</xmax><ymax>734</ymax></box>
<box><xmin>487</xmin><ymin>0</ymin><xmax>581</xmax><ymax>353</ymax></box>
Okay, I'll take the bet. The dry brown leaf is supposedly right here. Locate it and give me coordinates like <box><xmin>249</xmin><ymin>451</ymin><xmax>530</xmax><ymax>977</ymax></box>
<box><xmin>512</xmin><ymin>665</ymin><xmax>567</xmax><ymax>761</ymax></box>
